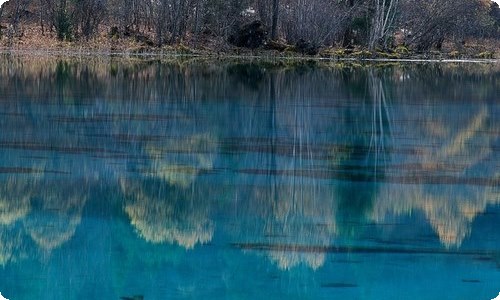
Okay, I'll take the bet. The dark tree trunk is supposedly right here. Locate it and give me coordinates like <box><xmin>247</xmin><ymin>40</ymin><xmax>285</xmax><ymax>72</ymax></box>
<box><xmin>271</xmin><ymin>0</ymin><xmax>279</xmax><ymax>40</ymax></box>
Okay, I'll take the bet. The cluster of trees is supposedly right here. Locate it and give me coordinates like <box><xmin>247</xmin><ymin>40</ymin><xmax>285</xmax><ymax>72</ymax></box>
<box><xmin>1</xmin><ymin>0</ymin><xmax>499</xmax><ymax>50</ymax></box>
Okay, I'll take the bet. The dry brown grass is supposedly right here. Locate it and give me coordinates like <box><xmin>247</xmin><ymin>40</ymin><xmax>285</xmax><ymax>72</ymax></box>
<box><xmin>1</xmin><ymin>22</ymin><xmax>499</xmax><ymax>59</ymax></box>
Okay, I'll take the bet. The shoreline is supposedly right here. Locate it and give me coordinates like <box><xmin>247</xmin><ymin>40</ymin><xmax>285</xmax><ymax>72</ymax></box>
<box><xmin>0</xmin><ymin>48</ymin><xmax>499</xmax><ymax>64</ymax></box>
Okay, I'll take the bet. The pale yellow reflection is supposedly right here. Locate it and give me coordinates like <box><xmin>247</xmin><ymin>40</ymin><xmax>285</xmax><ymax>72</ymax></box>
<box><xmin>245</xmin><ymin>184</ymin><xmax>337</xmax><ymax>270</ymax></box>
<box><xmin>147</xmin><ymin>134</ymin><xmax>216</xmax><ymax>188</ymax></box>
<box><xmin>426</xmin><ymin>107</ymin><xmax>491</xmax><ymax>171</ymax></box>
<box><xmin>371</xmin><ymin>106</ymin><xmax>498</xmax><ymax>248</ymax></box>
<box><xmin>268</xmin><ymin>249</ymin><xmax>326</xmax><ymax>271</ymax></box>
<box><xmin>0</xmin><ymin>229</ymin><xmax>25</xmax><ymax>266</ymax></box>
<box><xmin>0</xmin><ymin>179</ymin><xmax>31</xmax><ymax>226</ymax></box>
<box><xmin>121</xmin><ymin>179</ymin><xmax>213</xmax><ymax>249</ymax></box>
<box><xmin>24</xmin><ymin>192</ymin><xmax>87</xmax><ymax>252</ymax></box>
<box><xmin>0</xmin><ymin>180</ymin><xmax>87</xmax><ymax>265</ymax></box>
<box><xmin>0</xmin><ymin>180</ymin><xmax>31</xmax><ymax>266</ymax></box>
<box><xmin>372</xmin><ymin>185</ymin><xmax>499</xmax><ymax>248</ymax></box>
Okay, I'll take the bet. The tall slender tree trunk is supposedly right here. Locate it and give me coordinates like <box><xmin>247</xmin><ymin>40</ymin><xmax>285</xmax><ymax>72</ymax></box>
<box><xmin>271</xmin><ymin>0</ymin><xmax>279</xmax><ymax>40</ymax></box>
<box><xmin>369</xmin><ymin>0</ymin><xmax>399</xmax><ymax>50</ymax></box>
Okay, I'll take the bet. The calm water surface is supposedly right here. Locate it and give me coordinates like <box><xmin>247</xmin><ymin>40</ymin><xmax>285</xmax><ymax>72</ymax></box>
<box><xmin>0</xmin><ymin>56</ymin><xmax>498</xmax><ymax>299</ymax></box>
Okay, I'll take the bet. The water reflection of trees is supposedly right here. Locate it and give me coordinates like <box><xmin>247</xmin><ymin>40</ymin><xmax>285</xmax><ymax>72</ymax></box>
<box><xmin>1</xmin><ymin>56</ymin><xmax>498</xmax><ymax>104</ymax></box>
<box><xmin>228</xmin><ymin>72</ymin><xmax>342</xmax><ymax>271</ymax></box>
<box><xmin>0</xmin><ymin>56</ymin><xmax>498</xmax><ymax>269</ymax></box>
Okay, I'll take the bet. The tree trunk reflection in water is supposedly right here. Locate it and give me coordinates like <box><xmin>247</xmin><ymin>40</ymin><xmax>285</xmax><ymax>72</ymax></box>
<box><xmin>368</xmin><ymin>70</ymin><xmax>393</xmax><ymax>179</ymax></box>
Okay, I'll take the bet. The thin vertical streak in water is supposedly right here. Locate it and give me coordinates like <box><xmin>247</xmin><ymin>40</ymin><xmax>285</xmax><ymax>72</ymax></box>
<box><xmin>378</xmin><ymin>80</ymin><xmax>387</xmax><ymax>178</ymax></box>
<box><xmin>378</xmin><ymin>81</ymin><xmax>385</xmax><ymax>153</ymax></box>
<box><xmin>381</xmin><ymin>83</ymin><xmax>394</xmax><ymax>141</ymax></box>
<box><xmin>369</xmin><ymin>74</ymin><xmax>376</xmax><ymax>155</ymax></box>
<box><xmin>372</xmin><ymin>77</ymin><xmax>379</xmax><ymax>180</ymax></box>
<box><xmin>270</xmin><ymin>74</ymin><xmax>279</xmax><ymax>215</ymax></box>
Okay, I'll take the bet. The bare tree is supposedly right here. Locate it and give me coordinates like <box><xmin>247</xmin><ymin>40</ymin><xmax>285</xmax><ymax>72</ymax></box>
<box><xmin>3</xmin><ymin>0</ymin><xmax>498</xmax><ymax>49</ymax></box>
<box><xmin>74</xmin><ymin>0</ymin><xmax>107</xmax><ymax>39</ymax></box>
<box><xmin>368</xmin><ymin>0</ymin><xmax>400</xmax><ymax>49</ymax></box>
<box><xmin>281</xmin><ymin>0</ymin><xmax>353</xmax><ymax>46</ymax></box>
<box><xmin>400</xmin><ymin>0</ymin><xmax>489</xmax><ymax>51</ymax></box>
<box><xmin>10</xmin><ymin>0</ymin><xmax>30</xmax><ymax>36</ymax></box>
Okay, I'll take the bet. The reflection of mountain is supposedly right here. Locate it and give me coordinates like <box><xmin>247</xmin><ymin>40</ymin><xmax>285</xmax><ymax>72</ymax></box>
<box><xmin>0</xmin><ymin>180</ymin><xmax>31</xmax><ymax>266</ymax></box>
<box><xmin>146</xmin><ymin>134</ymin><xmax>216</xmax><ymax>188</ymax></box>
<box><xmin>0</xmin><ymin>179</ymin><xmax>31</xmax><ymax>226</ymax></box>
<box><xmin>229</xmin><ymin>92</ymin><xmax>339</xmax><ymax>269</ymax></box>
<box><xmin>371</xmin><ymin>105</ymin><xmax>499</xmax><ymax>248</ymax></box>
<box><xmin>121</xmin><ymin>133</ymin><xmax>216</xmax><ymax>249</ymax></box>
<box><xmin>0</xmin><ymin>228</ymin><xmax>26</xmax><ymax>266</ymax></box>
<box><xmin>0</xmin><ymin>57</ymin><xmax>498</xmax><ymax>274</ymax></box>
<box><xmin>24</xmin><ymin>189</ymin><xmax>87</xmax><ymax>252</ymax></box>
<box><xmin>234</xmin><ymin>183</ymin><xmax>337</xmax><ymax>270</ymax></box>
<box><xmin>121</xmin><ymin>179</ymin><xmax>213</xmax><ymax>249</ymax></box>
<box><xmin>373</xmin><ymin>184</ymin><xmax>499</xmax><ymax>247</ymax></box>
<box><xmin>0</xmin><ymin>180</ymin><xmax>87</xmax><ymax>265</ymax></box>
<box><xmin>264</xmin><ymin>185</ymin><xmax>337</xmax><ymax>270</ymax></box>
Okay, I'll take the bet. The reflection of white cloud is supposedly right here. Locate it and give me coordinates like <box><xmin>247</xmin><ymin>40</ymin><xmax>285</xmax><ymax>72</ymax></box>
<box><xmin>121</xmin><ymin>180</ymin><xmax>213</xmax><ymax>249</ymax></box>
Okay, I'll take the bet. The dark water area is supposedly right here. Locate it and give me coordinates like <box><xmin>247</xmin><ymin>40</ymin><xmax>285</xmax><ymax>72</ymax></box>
<box><xmin>0</xmin><ymin>55</ymin><xmax>499</xmax><ymax>299</ymax></box>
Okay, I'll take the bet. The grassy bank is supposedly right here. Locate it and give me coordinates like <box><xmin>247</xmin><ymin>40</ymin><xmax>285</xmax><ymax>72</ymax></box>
<box><xmin>1</xmin><ymin>26</ymin><xmax>499</xmax><ymax>61</ymax></box>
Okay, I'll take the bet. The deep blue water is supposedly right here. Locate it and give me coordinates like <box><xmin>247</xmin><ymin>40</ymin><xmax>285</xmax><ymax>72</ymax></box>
<box><xmin>0</xmin><ymin>56</ymin><xmax>498</xmax><ymax>299</ymax></box>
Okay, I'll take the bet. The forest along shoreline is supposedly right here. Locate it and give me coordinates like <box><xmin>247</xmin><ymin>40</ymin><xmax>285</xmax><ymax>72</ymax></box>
<box><xmin>0</xmin><ymin>0</ymin><xmax>499</xmax><ymax>60</ymax></box>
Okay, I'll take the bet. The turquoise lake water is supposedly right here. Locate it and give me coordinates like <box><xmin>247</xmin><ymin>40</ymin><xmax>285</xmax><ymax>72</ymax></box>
<box><xmin>0</xmin><ymin>56</ymin><xmax>498</xmax><ymax>299</ymax></box>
